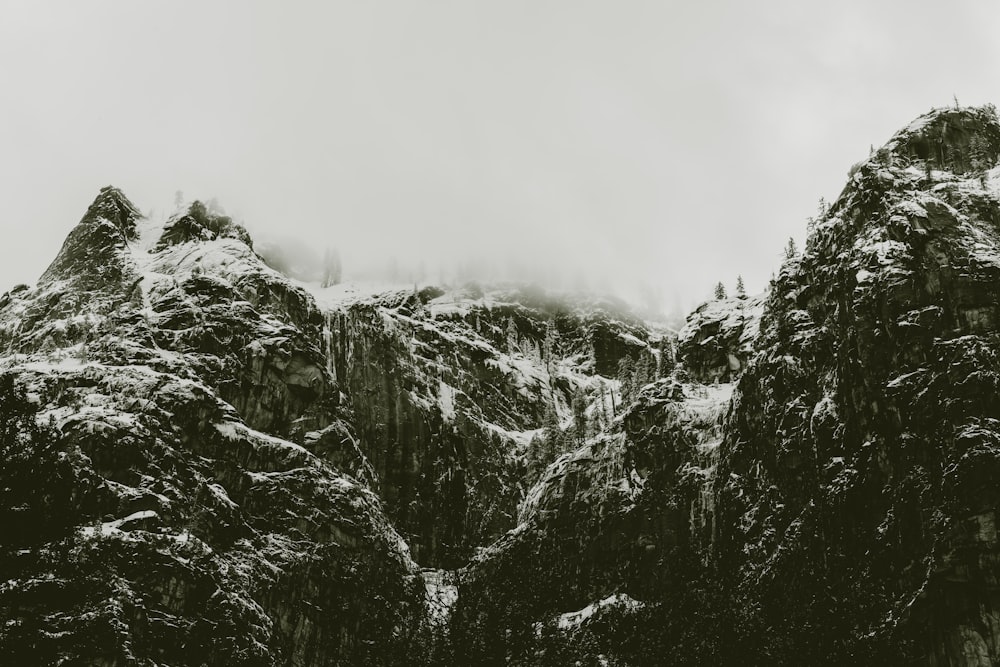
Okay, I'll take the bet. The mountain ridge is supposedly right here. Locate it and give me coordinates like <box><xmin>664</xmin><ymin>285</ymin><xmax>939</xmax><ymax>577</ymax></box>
<box><xmin>4</xmin><ymin>104</ymin><xmax>1000</xmax><ymax>665</ymax></box>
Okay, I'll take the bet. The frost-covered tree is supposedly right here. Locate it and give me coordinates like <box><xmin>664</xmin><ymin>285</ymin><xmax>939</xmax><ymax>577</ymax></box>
<box><xmin>736</xmin><ymin>275</ymin><xmax>746</xmax><ymax>299</ymax></box>
<box><xmin>970</xmin><ymin>132</ymin><xmax>992</xmax><ymax>171</ymax></box>
<box><xmin>714</xmin><ymin>282</ymin><xmax>727</xmax><ymax>300</ymax></box>
<box><xmin>322</xmin><ymin>247</ymin><xmax>342</xmax><ymax>288</ymax></box>
<box><xmin>526</xmin><ymin>432</ymin><xmax>547</xmax><ymax>483</ymax></box>
<box><xmin>505</xmin><ymin>317</ymin><xmax>519</xmax><ymax>354</ymax></box>
<box><xmin>634</xmin><ymin>353</ymin><xmax>653</xmax><ymax>392</ymax></box>
<box><xmin>599</xmin><ymin>383</ymin><xmax>612</xmax><ymax>427</ymax></box>
<box><xmin>784</xmin><ymin>237</ymin><xmax>798</xmax><ymax>259</ymax></box>
<box><xmin>657</xmin><ymin>338</ymin><xmax>675</xmax><ymax>377</ymax></box>
<box><xmin>542</xmin><ymin>321</ymin><xmax>560</xmax><ymax>368</ymax></box>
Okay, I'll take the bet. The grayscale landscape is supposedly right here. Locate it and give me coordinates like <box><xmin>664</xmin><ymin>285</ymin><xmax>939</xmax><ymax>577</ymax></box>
<box><xmin>2</xmin><ymin>2</ymin><xmax>1000</xmax><ymax>665</ymax></box>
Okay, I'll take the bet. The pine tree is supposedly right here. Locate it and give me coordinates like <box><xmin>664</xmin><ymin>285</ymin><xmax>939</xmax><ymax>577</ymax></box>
<box><xmin>322</xmin><ymin>248</ymin><xmax>343</xmax><ymax>288</ymax></box>
<box><xmin>784</xmin><ymin>237</ymin><xmax>798</xmax><ymax>259</ymax></box>
<box><xmin>736</xmin><ymin>275</ymin><xmax>746</xmax><ymax>299</ymax></box>
<box><xmin>542</xmin><ymin>321</ymin><xmax>559</xmax><ymax>369</ymax></box>
<box><xmin>541</xmin><ymin>402</ymin><xmax>561</xmax><ymax>460</ymax></box>
<box><xmin>634</xmin><ymin>352</ymin><xmax>653</xmax><ymax>391</ymax></box>
<box><xmin>970</xmin><ymin>133</ymin><xmax>991</xmax><ymax>172</ymax></box>
<box><xmin>599</xmin><ymin>383</ymin><xmax>612</xmax><ymax>427</ymax></box>
<box><xmin>506</xmin><ymin>317</ymin><xmax>519</xmax><ymax>354</ymax></box>
<box><xmin>527</xmin><ymin>432</ymin><xmax>545</xmax><ymax>482</ymax></box>
<box><xmin>714</xmin><ymin>282</ymin><xmax>727</xmax><ymax>300</ymax></box>
<box><xmin>657</xmin><ymin>338</ymin><xmax>674</xmax><ymax>377</ymax></box>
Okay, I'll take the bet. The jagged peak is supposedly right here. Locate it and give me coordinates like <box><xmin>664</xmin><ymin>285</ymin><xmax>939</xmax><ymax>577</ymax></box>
<box><xmin>677</xmin><ymin>293</ymin><xmax>764</xmax><ymax>383</ymax></box>
<box><xmin>83</xmin><ymin>185</ymin><xmax>143</xmax><ymax>241</ymax></box>
<box><xmin>154</xmin><ymin>199</ymin><xmax>254</xmax><ymax>251</ymax></box>
<box><xmin>882</xmin><ymin>103</ymin><xmax>1000</xmax><ymax>174</ymax></box>
<box><xmin>802</xmin><ymin>105</ymin><xmax>1000</xmax><ymax>264</ymax></box>
<box><xmin>38</xmin><ymin>186</ymin><xmax>143</xmax><ymax>284</ymax></box>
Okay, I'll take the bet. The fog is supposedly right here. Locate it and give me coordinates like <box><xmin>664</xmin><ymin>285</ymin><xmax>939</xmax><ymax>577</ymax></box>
<box><xmin>2</xmin><ymin>1</ymin><xmax>999</xmax><ymax>318</ymax></box>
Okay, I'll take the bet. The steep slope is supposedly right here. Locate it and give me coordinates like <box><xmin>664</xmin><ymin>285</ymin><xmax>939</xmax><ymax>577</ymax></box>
<box><xmin>0</xmin><ymin>189</ymin><xmax>672</xmax><ymax>664</ymax></box>
<box><xmin>9</xmin><ymin>105</ymin><xmax>996</xmax><ymax>666</ymax></box>
<box><xmin>315</xmin><ymin>284</ymin><xmax>665</xmax><ymax>567</ymax></box>
<box><xmin>450</xmin><ymin>296</ymin><xmax>761</xmax><ymax>665</ymax></box>
<box><xmin>449</xmin><ymin>105</ymin><xmax>1000</xmax><ymax>666</ymax></box>
<box><xmin>0</xmin><ymin>193</ymin><xmax>428</xmax><ymax>666</ymax></box>
<box><xmin>716</xmin><ymin>104</ymin><xmax>1000</xmax><ymax>664</ymax></box>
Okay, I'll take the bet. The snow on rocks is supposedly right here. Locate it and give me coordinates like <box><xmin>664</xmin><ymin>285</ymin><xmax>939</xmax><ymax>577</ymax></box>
<box><xmin>555</xmin><ymin>593</ymin><xmax>644</xmax><ymax>630</ymax></box>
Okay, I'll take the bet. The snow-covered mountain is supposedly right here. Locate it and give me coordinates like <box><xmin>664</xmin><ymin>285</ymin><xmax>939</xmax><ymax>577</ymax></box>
<box><xmin>452</xmin><ymin>105</ymin><xmax>1000</xmax><ymax>666</ymax></box>
<box><xmin>5</xmin><ymin>104</ymin><xmax>1000</xmax><ymax>666</ymax></box>
<box><xmin>0</xmin><ymin>191</ymin><xmax>668</xmax><ymax>665</ymax></box>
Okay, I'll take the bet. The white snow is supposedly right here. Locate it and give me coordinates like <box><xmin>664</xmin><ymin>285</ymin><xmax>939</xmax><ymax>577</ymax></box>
<box><xmin>556</xmin><ymin>593</ymin><xmax>643</xmax><ymax>630</ymax></box>
<box><xmin>422</xmin><ymin>569</ymin><xmax>459</xmax><ymax>626</ymax></box>
<box><xmin>215</xmin><ymin>420</ymin><xmax>310</xmax><ymax>456</ymax></box>
<box><xmin>80</xmin><ymin>510</ymin><xmax>158</xmax><ymax>539</ymax></box>
<box><xmin>299</xmin><ymin>280</ymin><xmax>416</xmax><ymax>311</ymax></box>
<box><xmin>437</xmin><ymin>380</ymin><xmax>457</xmax><ymax>422</ymax></box>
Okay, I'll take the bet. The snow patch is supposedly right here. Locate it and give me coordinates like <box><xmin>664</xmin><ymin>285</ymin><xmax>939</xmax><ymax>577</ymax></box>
<box><xmin>556</xmin><ymin>593</ymin><xmax>644</xmax><ymax>630</ymax></box>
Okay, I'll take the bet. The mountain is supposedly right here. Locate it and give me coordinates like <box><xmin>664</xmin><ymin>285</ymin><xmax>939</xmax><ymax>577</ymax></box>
<box><xmin>0</xmin><ymin>193</ymin><xmax>666</xmax><ymax>665</ymax></box>
<box><xmin>4</xmin><ymin>104</ymin><xmax>1000</xmax><ymax>666</ymax></box>
<box><xmin>0</xmin><ymin>189</ymin><xmax>426</xmax><ymax>665</ymax></box>
<box><xmin>449</xmin><ymin>105</ymin><xmax>1000</xmax><ymax>666</ymax></box>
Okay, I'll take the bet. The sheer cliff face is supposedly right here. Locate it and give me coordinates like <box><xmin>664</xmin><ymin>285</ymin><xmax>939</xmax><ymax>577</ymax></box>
<box><xmin>717</xmin><ymin>105</ymin><xmax>1000</xmax><ymax>664</ymax></box>
<box><xmin>0</xmin><ymin>191</ymin><xmax>663</xmax><ymax>664</ymax></box>
<box><xmin>451</xmin><ymin>106</ymin><xmax>1000</xmax><ymax>666</ymax></box>
<box><xmin>450</xmin><ymin>299</ymin><xmax>757</xmax><ymax>666</ymax></box>
<box><xmin>320</xmin><ymin>287</ymin><xmax>658</xmax><ymax>567</ymax></box>
<box><xmin>6</xmin><ymin>105</ymin><xmax>1000</xmax><ymax>666</ymax></box>
<box><xmin>0</xmin><ymin>196</ymin><xmax>427</xmax><ymax>666</ymax></box>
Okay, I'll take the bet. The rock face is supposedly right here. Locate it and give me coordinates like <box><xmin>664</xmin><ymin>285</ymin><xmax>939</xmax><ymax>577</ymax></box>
<box><xmin>677</xmin><ymin>295</ymin><xmax>762</xmax><ymax>383</ymax></box>
<box><xmin>320</xmin><ymin>286</ymin><xmax>661</xmax><ymax>568</ymax></box>
<box><xmin>450</xmin><ymin>298</ymin><xmax>753</xmax><ymax>666</ymax></box>
<box><xmin>716</xmin><ymin>104</ymin><xmax>1000</xmax><ymax>664</ymax></box>
<box><xmin>449</xmin><ymin>104</ymin><xmax>1000</xmax><ymax>666</ymax></box>
<box><xmin>0</xmin><ymin>191</ymin><xmax>667</xmax><ymax>664</ymax></box>
<box><xmin>0</xmin><ymin>194</ymin><xmax>427</xmax><ymax>666</ymax></box>
<box><xmin>7</xmin><ymin>105</ymin><xmax>1000</xmax><ymax>666</ymax></box>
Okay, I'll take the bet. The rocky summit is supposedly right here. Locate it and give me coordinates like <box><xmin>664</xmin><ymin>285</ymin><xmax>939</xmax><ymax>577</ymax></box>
<box><xmin>4</xmin><ymin>105</ymin><xmax>1000</xmax><ymax>666</ymax></box>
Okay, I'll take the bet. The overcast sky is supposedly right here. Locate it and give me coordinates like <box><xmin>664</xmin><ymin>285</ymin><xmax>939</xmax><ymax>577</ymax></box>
<box><xmin>2</xmin><ymin>1</ymin><xmax>999</xmax><ymax>313</ymax></box>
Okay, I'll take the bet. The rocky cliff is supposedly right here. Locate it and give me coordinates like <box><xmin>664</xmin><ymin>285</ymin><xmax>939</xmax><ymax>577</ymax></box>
<box><xmin>716</xmin><ymin>104</ymin><xmax>1000</xmax><ymax>664</ymax></box>
<box><xmin>5</xmin><ymin>105</ymin><xmax>1000</xmax><ymax>666</ymax></box>
<box><xmin>317</xmin><ymin>285</ymin><xmax>660</xmax><ymax>568</ymax></box>
<box><xmin>448</xmin><ymin>105</ymin><xmax>1000</xmax><ymax>666</ymax></box>
<box><xmin>0</xmin><ymin>192</ymin><xmax>666</xmax><ymax>664</ymax></box>
<box><xmin>449</xmin><ymin>295</ymin><xmax>756</xmax><ymax>666</ymax></box>
<box><xmin>0</xmin><ymin>195</ymin><xmax>427</xmax><ymax>665</ymax></box>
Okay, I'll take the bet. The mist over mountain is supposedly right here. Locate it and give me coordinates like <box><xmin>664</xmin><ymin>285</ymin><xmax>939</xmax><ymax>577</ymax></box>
<box><xmin>4</xmin><ymin>2</ymin><xmax>1000</xmax><ymax>317</ymax></box>
<box><xmin>6</xmin><ymin>1</ymin><xmax>1000</xmax><ymax>664</ymax></box>
<box><xmin>5</xmin><ymin>105</ymin><xmax>1000</xmax><ymax>665</ymax></box>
